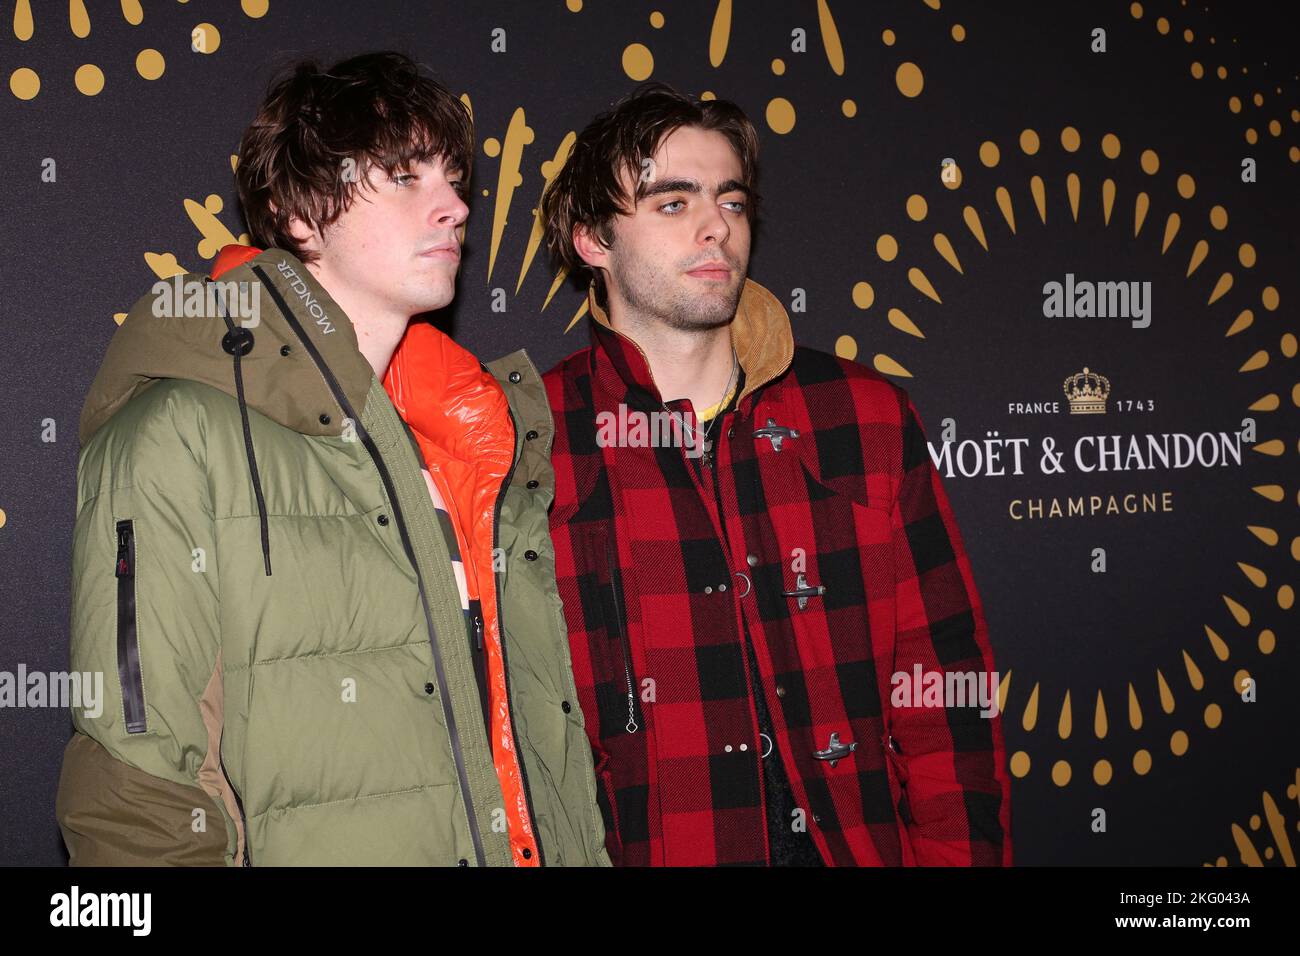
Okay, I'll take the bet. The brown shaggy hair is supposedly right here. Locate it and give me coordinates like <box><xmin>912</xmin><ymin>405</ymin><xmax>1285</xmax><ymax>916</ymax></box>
<box><xmin>235</xmin><ymin>51</ymin><xmax>473</xmax><ymax>262</ymax></box>
<box><xmin>540</xmin><ymin>81</ymin><xmax>761</xmax><ymax>310</ymax></box>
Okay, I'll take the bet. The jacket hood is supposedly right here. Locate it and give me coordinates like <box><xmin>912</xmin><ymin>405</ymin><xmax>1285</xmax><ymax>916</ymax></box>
<box><xmin>81</xmin><ymin>245</ymin><xmax>375</xmax><ymax>447</ymax></box>
<box><xmin>85</xmin><ymin>244</ymin><xmax>542</xmax><ymax>587</ymax></box>
<box><xmin>81</xmin><ymin>245</ymin><xmax>380</xmax><ymax>578</ymax></box>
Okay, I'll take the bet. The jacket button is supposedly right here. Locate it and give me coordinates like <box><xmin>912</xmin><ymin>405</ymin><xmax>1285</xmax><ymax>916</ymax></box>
<box><xmin>775</xmin><ymin>685</ymin><xmax>786</xmax><ymax>698</ymax></box>
<box><xmin>319</xmin><ymin>413</ymin><xmax>331</xmax><ymax>425</ymax></box>
<box><xmin>521</xmin><ymin>848</ymin><xmax>532</xmax><ymax>859</ymax></box>
<box><xmin>526</xmin><ymin>479</ymin><xmax>539</xmax><ymax>489</ymax></box>
<box><xmin>561</xmin><ymin>700</ymin><xmax>572</xmax><ymax>713</ymax></box>
<box><xmin>458</xmin><ymin>858</ymin><xmax>468</xmax><ymax>867</ymax></box>
<box><xmin>813</xmin><ymin>814</ymin><xmax>822</xmax><ymax>825</ymax></box>
<box><xmin>524</xmin><ymin>549</ymin><xmax>538</xmax><ymax>561</ymax></box>
<box><xmin>525</xmin><ymin>430</ymin><xmax>538</xmax><ymax>441</ymax></box>
<box><xmin>727</xmin><ymin>426</ymin><xmax>734</xmax><ymax>438</ymax></box>
<box><xmin>377</xmin><ymin>514</ymin><xmax>389</xmax><ymax>526</ymax></box>
<box><xmin>424</xmin><ymin>682</ymin><xmax>435</xmax><ymax>695</ymax></box>
<box><xmin>221</xmin><ymin>327</ymin><xmax>255</xmax><ymax>356</ymax></box>
<box><xmin>889</xmin><ymin>736</ymin><xmax>902</xmax><ymax>754</ymax></box>
<box><xmin>746</xmin><ymin>554</ymin><xmax>759</xmax><ymax>567</ymax></box>
<box><xmin>280</xmin><ymin>344</ymin><xmax>291</xmax><ymax>356</ymax></box>
<box><xmin>508</xmin><ymin>371</ymin><xmax>522</xmax><ymax>383</ymax></box>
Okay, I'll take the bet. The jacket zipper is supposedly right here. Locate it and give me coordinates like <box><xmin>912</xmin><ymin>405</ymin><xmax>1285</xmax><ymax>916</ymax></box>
<box><xmin>604</xmin><ymin>546</ymin><xmax>639</xmax><ymax>734</ymax></box>
<box><xmin>254</xmin><ymin>265</ymin><xmax>487</xmax><ymax>868</ymax></box>
<box><xmin>489</xmin><ymin>400</ymin><xmax>545</xmax><ymax>865</ymax></box>
<box><xmin>219</xmin><ymin>749</ymin><xmax>251</xmax><ymax>866</ymax></box>
<box><xmin>114</xmin><ymin>520</ymin><xmax>148</xmax><ymax>734</ymax></box>
<box><xmin>470</xmin><ymin>612</ymin><xmax>490</xmax><ymax>731</ymax></box>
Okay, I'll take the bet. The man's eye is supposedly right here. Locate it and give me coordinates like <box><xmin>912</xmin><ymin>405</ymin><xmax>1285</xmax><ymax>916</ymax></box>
<box><xmin>450</xmin><ymin>180</ymin><xmax>468</xmax><ymax>198</ymax></box>
<box><xmin>722</xmin><ymin>200</ymin><xmax>747</xmax><ymax>213</ymax></box>
<box><xmin>660</xmin><ymin>199</ymin><xmax>685</xmax><ymax>214</ymax></box>
<box><xmin>392</xmin><ymin>173</ymin><xmax>417</xmax><ymax>187</ymax></box>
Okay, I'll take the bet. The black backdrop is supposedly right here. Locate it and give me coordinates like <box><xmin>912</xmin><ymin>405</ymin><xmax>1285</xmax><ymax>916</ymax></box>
<box><xmin>1</xmin><ymin>0</ymin><xmax>1296</xmax><ymax>867</ymax></box>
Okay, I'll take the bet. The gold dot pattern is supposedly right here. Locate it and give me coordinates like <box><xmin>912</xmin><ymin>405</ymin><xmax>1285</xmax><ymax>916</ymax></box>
<box><xmin>765</xmin><ymin>97</ymin><xmax>795</xmax><ymax>134</ymax></box>
<box><xmin>622</xmin><ymin>43</ymin><xmax>653</xmax><ymax>81</ymax></box>
<box><xmin>852</xmin><ymin>282</ymin><xmax>875</xmax><ymax>309</ymax></box>
<box><xmin>895</xmin><ymin>62</ymin><xmax>923</xmax><ymax>98</ymax></box>
<box><xmin>75</xmin><ymin>64</ymin><xmax>104</xmax><ymax>96</ymax></box>
<box><xmin>136</xmin><ymin>49</ymin><xmax>164</xmax><ymax>81</ymax></box>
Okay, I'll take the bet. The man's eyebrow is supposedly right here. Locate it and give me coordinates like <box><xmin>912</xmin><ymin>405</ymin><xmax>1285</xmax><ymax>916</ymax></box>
<box><xmin>716</xmin><ymin>179</ymin><xmax>753</xmax><ymax>198</ymax></box>
<box><xmin>639</xmin><ymin>177</ymin><xmax>753</xmax><ymax>200</ymax></box>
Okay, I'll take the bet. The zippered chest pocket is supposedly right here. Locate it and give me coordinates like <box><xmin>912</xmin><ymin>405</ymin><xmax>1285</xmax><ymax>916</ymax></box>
<box><xmin>115</xmin><ymin>519</ymin><xmax>148</xmax><ymax>734</ymax></box>
<box><xmin>578</xmin><ymin>527</ymin><xmax>643</xmax><ymax>740</ymax></box>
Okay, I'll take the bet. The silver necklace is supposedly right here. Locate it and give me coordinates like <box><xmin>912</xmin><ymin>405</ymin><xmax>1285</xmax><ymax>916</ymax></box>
<box><xmin>671</xmin><ymin>347</ymin><xmax>738</xmax><ymax>467</ymax></box>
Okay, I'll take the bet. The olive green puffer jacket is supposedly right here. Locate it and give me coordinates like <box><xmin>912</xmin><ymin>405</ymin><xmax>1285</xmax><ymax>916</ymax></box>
<box><xmin>55</xmin><ymin>247</ymin><xmax>609</xmax><ymax>866</ymax></box>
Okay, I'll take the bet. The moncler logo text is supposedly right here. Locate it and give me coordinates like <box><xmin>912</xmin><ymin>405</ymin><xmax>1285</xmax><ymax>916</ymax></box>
<box><xmin>276</xmin><ymin>259</ymin><xmax>335</xmax><ymax>334</ymax></box>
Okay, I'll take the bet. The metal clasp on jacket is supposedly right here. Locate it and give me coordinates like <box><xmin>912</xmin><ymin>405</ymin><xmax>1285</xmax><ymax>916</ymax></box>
<box><xmin>782</xmin><ymin>572</ymin><xmax>826</xmax><ymax>610</ymax></box>
<box><xmin>812</xmin><ymin>731</ymin><xmax>857</xmax><ymax>768</ymax></box>
<box><xmin>753</xmin><ymin>418</ymin><xmax>799</xmax><ymax>452</ymax></box>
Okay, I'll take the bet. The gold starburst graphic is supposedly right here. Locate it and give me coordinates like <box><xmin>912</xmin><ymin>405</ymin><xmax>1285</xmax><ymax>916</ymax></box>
<box><xmin>1128</xmin><ymin>2</ymin><xmax>1300</xmax><ymax>165</ymax></box>
<box><xmin>846</xmin><ymin>122</ymin><xmax>1296</xmax><ymax>788</ymax></box>
<box><xmin>1205</xmin><ymin>767</ymin><xmax>1299</xmax><ymax>866</ymax></box>
<box><xmin>113</xmin><ymin>154</ymin><xmax>250</xmax><ymax>323</ymax></box>
<box><xmin>562</xmin><ymin>0</ymin><xmax>972</xmax><ymax>135</ymax></box>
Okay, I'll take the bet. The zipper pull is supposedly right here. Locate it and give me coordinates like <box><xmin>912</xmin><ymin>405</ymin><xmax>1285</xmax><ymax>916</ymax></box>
<box><xmin>115</xmin><ymin>524</ymin><xmax>132</xmax><ymax>577</ymax></box>
<box><xmin>473</xmin><ymin>615</ymin><xmax>484</xmax><ymax>651</ymax></box>
<box><xmin>625</xmin><ymin>693</ymin><xmax>639</xmax><ymax>735</ymax></box>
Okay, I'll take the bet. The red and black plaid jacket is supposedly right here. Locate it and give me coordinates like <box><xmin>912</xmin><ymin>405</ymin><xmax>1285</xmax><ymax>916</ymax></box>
<box><xmin>544</xmin><ymin>278</ymin><xmax>1012</xmax><ymax>866</ymax></box>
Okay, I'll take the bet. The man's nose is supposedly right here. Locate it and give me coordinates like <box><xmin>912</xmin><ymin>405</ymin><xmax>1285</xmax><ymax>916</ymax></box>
<box><xmin>700</xmin><ymin>209</ymin><xmax>730</xmax><ymax>245</ymax></box>
<box><xmin>434</xmin><ymin>188</ymin><xmax>469</xmax><ymax>227</ymax></box>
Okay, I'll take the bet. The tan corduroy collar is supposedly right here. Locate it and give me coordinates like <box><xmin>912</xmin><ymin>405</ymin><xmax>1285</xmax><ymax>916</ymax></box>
<box><xmin>585</xmin><ymin>275</ymin><xmax>795</xmax><ymax>404</ymax></box>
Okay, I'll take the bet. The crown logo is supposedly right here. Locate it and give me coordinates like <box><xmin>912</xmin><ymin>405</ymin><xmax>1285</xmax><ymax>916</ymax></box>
<box><xmin>1062</xmin><ymin>366</ymin><xmax>1110</xmax><ymax>415</ymax></box>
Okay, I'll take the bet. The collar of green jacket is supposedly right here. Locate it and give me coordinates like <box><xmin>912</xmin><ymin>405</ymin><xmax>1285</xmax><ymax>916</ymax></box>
<box><xmin>80</xmin><ymin>246</ymin><xmax>375</xmax><ymax>447</ymax></box>
<box><xmin>81</xmin><ymin>244</ymin><xmax>549</xmax><ymax>582</ymax></box>
<box><xmin>584</xmin><ymin>275</ymin><xmax>795</xmax><ymax>406</ymax></box>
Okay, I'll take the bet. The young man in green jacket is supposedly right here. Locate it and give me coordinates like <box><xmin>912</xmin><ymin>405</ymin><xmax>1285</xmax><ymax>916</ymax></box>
<box><xmin>56</xmin><ymin>51</ymin><xmax>609</xmax><ymax>867</ymax></box>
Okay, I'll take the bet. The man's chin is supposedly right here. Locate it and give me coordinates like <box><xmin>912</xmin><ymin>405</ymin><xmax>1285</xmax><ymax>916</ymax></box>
<box><xmin>411</xmin><ymin>286</ymin><xmax>456</xmax><ymax>315</ymax></box>
<box><xmin>701</xmin><ymin>282</ymin><xmax>745</xmax><ymax>320</ymax></box>
<box><xmin>676</xmin><ymin>304</ymin><xmax>737</xmax><ymax>331</ymax></box>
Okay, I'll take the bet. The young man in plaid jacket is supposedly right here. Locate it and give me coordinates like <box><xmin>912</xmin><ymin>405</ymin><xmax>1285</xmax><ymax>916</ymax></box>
<box><xmin>538</xmin><ymin>82</ymin><xmax>1012</xmax><ymax>866</ymax></box>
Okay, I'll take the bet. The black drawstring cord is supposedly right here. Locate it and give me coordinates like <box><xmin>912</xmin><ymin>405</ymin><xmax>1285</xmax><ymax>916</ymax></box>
<box><xmin>220</xmin><ymin>312</ymin><xmax>272</xmax><ymax>576</ymax></box>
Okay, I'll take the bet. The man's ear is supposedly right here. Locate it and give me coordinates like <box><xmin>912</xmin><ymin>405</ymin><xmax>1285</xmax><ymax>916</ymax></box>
<box><xmin>284</xmin><ymin>212</ymin><xmax>319</xmax><ymax>257</ymax></box>
<box><xmin>572</xmin><ymin>222</ymin><xmax>610</xmax><ymax>270</ymax></box>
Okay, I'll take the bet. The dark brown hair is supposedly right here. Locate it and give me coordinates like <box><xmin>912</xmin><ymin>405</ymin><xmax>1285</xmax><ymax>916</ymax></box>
<box><xmin>235</xmin><ymin>51</ymin><xmax>473</xmax><ymax>262</ymax></box>
<box><xmin>540</xmin><ymin>81</ymin><xmax>761</xmax><ymax>310</ymax></box>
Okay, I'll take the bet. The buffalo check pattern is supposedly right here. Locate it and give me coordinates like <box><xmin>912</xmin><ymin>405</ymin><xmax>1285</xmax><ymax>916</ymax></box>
<box><xmin>544</xmin><ymin>306</ymin><xmax>1012</xmax><ymax>867</ymax></box>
